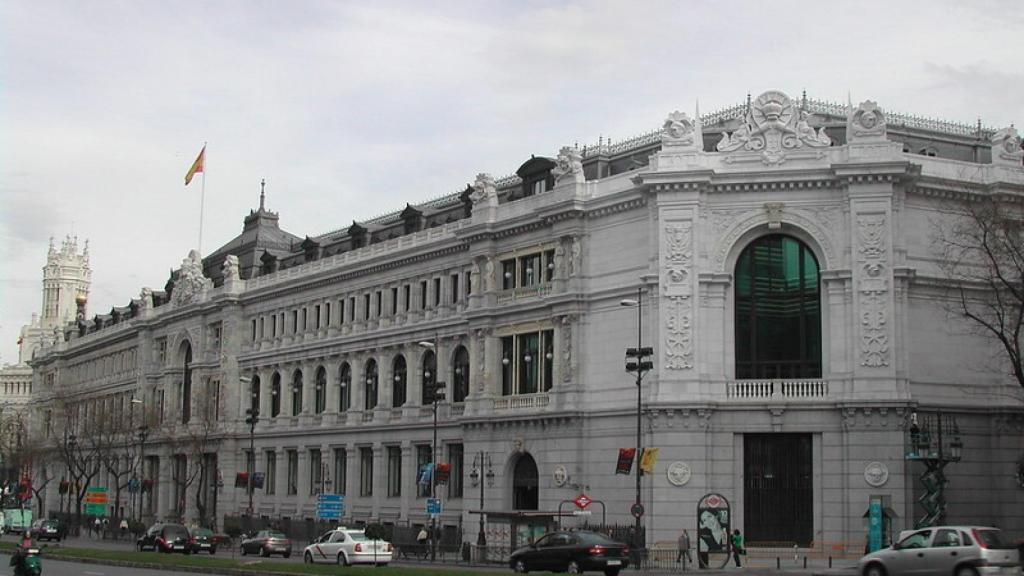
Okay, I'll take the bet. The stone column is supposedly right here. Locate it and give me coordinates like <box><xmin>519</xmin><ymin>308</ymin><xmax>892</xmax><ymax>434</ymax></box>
<box><xmin>324</xmin><ymin>359</ymin><xmax>339</xmax><ymax>414</ymax></box>
<box><xmin>400</xmin><ymin>442</ymin><xmax>413</xmax><ymax>521</ymax></box>
<box><xmin>371</xmin><ymin>442</ymin><xmax>382</xmax><ymax>518</ymax></box>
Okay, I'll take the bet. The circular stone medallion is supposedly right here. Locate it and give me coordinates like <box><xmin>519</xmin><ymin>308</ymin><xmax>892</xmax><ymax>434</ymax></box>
<box><xmin>667</xmin><ymin>461</ymin><xmax>692</xmax><ymax>486</ymax></box>
<box><xmin>864</xmin><ymin>461</ymin><xmax>889</xmax><ymax>487</ymax></box>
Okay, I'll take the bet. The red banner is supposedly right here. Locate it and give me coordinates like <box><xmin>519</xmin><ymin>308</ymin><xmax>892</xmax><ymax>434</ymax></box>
<box><xmin>616</xmin><ymin>448</ymin><xmax>636</xmax><ymax>475</ymax></box>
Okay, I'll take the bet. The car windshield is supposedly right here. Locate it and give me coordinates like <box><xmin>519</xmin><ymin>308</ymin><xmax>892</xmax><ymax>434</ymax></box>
<box><xmin>974</xmin><ymin>529</ymin><xmax>1013</xmax><ymax>549</ymax></box>
<box><xmin>268</xmin><ymin>531</ymin><xmax>287</xmax><ymax>539</ymax></box>
<box><xmin>164</xmin><ymin>526</ymin><xmax>188</xmax><ymax>538</ymax></box>
<box><xmin>577</xmin><ymin>532</ymin><xmax>621</xmax><ymax>545</ymax></box>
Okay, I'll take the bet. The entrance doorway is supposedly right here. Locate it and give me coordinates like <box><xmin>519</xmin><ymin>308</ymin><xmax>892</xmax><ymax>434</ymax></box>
<box><xmin>743</xmin><ymin>433</ymin><xmax>812</xmax><ymax>545</ymax></box>
<box><xmin>512</xmin><ymin>454</ymin><xmax>538</xmax><ymax>510</ymax></box>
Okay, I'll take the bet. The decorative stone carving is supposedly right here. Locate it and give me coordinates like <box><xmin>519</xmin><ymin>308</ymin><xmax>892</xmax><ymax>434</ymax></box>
<box><xmin>667</xmin><ymin>461</ymin><xmax>692</xmax><ymax>486</ymax></box>
<box><xmin>863</xmin><ymin>461</ymin><xmax>889</xmax><ymax>487</ymax></box>
<box><xmin>569</xmin><ymin>237</ymin><xmax>582</xmax><ymax>278</ymax></box>
<box><xmin>848</xmin><ymin>100</ymin><xmax>887</xmax><ymax>141</ymax></box>
<box><xmin>469</xmin><ymin>173</ymin><xmax>498</xmax><ymax>206</ymax></box>
<box><xmin>553</xmin><ymin>146</ymin><xmax>585</xmax><ymax>185</ymax></box>
<box><xmin>991</xmin><ymin>126</ymin><xmax>1024</xmax><ymax>167</ymax></box>
<box><xmin>138</xmin><ymin>288</ymin><xmax>153</xmax><ymax>313</ymax></box>
<box><xmin>559</xmin><ymin>315</ymin><xmax>574</xmax><ymax>383</ymax></box>
<box><xmin>222</xmin><ymin>254</ymin><xmax>240</xmax><ymax>282</ymax></box>
<box><xmin>470</xmin><ymin>259</ymin><xmax>481</xmax><ymax>294</ymax></box>
<box><xmin>553</xmin><ymin>465</ymin><xmax>569</xmax><ymax>487</ymax></box>
<box><xmin>764</xmin><ymin>202</ymin><xmax>784</xmax><ymax>230</ymax></box>
<box><xmin>484</xmin><ymin>256</ymin><xmax>495</xmax><ymax>292</ymax></box>
<box><xmin>172</xmin><ymin>250</ymin><xmax>210</xmax><ymax>307</ymax></box>
<box><xmin>716</xmin><ymin>90</ymin><xmax>830</xmax><ymax>165</ymax></box>
<box><xmin>663</xmin><ymin>222</ymin><xmax>694</xmax><ymax>370</ymax></box>
<box><xmin>857</xmin><ymin>214</ymin><xmax>890</xmax><ymax>367</ymax></box>
<box><xmin>662</xmin><ymin>111</ymin><xmax>697</xmax><ymax>147</ymax></box>
<box><xmin>553</xmin><ymin>241</ymin><xmax>566</xmax><ymax>279</ymax></box>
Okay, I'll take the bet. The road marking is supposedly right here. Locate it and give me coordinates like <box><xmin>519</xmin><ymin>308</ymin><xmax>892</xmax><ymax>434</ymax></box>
<box><xmin>84</xmin><ymin>572</ymin><xmax>106</xmax><ymax>575</ymax></box>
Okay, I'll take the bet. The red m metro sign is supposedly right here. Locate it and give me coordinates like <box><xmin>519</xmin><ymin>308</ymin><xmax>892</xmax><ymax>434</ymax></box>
<box><xmin>573</xmin><ymin>493</ymin><xmax>592</xmax><ymax>509</ymax></box>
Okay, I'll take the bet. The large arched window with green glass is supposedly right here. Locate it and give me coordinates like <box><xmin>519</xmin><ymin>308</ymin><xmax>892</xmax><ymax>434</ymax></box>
<box><xmin>735</xmin><ymin>234</ymin><xmax>821</xmax><ymax>379</ymax></box>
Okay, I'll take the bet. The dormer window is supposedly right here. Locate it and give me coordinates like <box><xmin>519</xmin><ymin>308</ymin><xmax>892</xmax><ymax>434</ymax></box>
<box><xmin>515</xmin><ymin>156</ymin><xmax>557</xmax><ymax>200</ymax></box>
<box><xmin>532</xmin><ymin>179</ymin><xmax>547</xmax><ymax>195</ymax></box>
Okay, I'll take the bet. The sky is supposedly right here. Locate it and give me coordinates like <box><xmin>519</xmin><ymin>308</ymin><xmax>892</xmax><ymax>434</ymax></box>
<box><xmin>1</xmin><ymin>0</ymin><xmax>1023</xmax><ymax>364</ymax></box>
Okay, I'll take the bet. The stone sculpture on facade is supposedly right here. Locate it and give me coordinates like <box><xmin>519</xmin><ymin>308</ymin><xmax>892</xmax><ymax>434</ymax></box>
<box><xmin>662</xmin><ymin>111</ymin><xmax>696</xmax><ymax>146</ymax></box>
<box><xmin>848</xmin><ymin>100</ymin><xmax>887</xmax><ymax>141</ymax></box>
<box><xmin>172</xmin><ymin>250</ymin><xmax>210</xmax><ymax>307</ymax></box>
<box><xmin>991</xmin><ymin>126</ymin><xmax>1024</xmax><ymax>167</ymax></box>
<box><xmin>469</xmin><ymin>173</ymin><xmax>498</xmax><ymax>206</ymax></box>
<box><xmin>553</xmin><ymin>146</ymin><xmax>585</xmax><ymax>185</ymax></box>
<box><xmin>222</xmin><ymin>254</ymin><xmax>240</xmax><ymax>282</ymax></box>
<box><xmin>716</xmin><ymin>90</ymin><xmax>830</xmax><ymax>165</ymax></box>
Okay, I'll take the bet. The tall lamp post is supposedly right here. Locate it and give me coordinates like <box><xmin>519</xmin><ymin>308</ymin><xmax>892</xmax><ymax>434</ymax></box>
<box><xmin>241</xmin><ymin>376</ymin><xmax>259</xmax><ymax>516</ymax></box>
<box><xmin>621</xmin><ymin>287</ymin><xmax>652</xmax><ymax>558</ymax></box>
<box><xmin>419</xmin><ymin>339</ymin><xmax>446</xmax><ymax>563</ymax></box>
<box><xmin>469</xmin><ymin>452</ymin><xmax>494</xmax><ymax>547</ymax></box>
<box><xmin>130</xmin><ymin>396</ymin><xmax>144</xmax><ymax>522</ymax></box>
<box><xmin>906</xmin><ymin>411</ymin><xmax>963</xmax><ymax>527</ymax></box>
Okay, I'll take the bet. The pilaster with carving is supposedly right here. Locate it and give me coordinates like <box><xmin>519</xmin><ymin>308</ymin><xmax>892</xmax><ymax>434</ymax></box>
<box><xmin>854</xmin><ymin>212</ymin><xmax>894</xmax><ymax>370</ymax></box>
<box><xmin>661</xmin><ymin>219</ymin><xmax>696</xmax><ymax>371</ymax></box>
<box><xmin>556</xmin><ymin>315</ymin><xmax>576</xmax><ymax>385</ymax></box>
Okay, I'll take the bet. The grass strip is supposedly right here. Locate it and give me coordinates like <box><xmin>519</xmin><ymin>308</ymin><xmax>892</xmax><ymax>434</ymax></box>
<box><xmin>0</xmin><ymin>541</ymin><xmax>480</xmax><ymax>575</ymax></box>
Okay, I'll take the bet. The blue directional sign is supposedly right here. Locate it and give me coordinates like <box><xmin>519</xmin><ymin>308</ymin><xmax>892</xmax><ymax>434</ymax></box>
<box><xmin>426</xmin><ymin>497</ymin><xmax>442</xmax><ymax>515</ymax></box>
<box><xmin>317</xmin><ymin>493</ymin><xmax>344</xmax><ymax>519</ymax></box>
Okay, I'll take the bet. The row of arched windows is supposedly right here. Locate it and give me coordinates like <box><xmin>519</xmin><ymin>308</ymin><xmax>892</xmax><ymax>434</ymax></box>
<box><xmin>246</xmin><ymin>346</ymin><xmax>472</xmax><ymax>417</ymax></box>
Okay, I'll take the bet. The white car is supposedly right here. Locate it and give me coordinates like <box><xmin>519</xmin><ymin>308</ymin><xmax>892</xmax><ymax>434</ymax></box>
<box><xmin>303</xmin><ymin>527</ymin><xmax>394</xmax><ymax>566</ymax></box>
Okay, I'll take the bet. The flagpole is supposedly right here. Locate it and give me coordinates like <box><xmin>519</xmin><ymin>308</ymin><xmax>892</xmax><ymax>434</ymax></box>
<box><xmin>198</xmin><ymin>142</ymin><xmax>207</xmax><ymax>254</ymax></box>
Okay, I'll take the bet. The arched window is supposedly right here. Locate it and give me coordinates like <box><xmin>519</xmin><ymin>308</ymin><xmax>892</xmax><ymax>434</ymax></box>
<box><xmin>452</xmin><ymin>346</ymin><xmax>470</xmax><ymax>403</ymax></box>
<box><xmin>314</xmin><ymin>366</ymin><xmax>327</xmax><ymax>414</ymax></box>
<box><xmin>392</xmin><ymin>355</ymin><xmax>407</xmax><ymax>408</ymax></box>
<box><xmin>249</xmin><ymin>374</ymin><xmax>260</xmax><ymax>414</ymax></box>
<box><xmin>512</xmin><ymin>454</ymin><xmax>539</xmax><ymax>510</ymax></box>
<box><xmin>735</xmin><ymin>234</ymin><xmax>821</xmax><ymax>379</ymax></box>
<box><xmin>339</xmin><ymin>363</ymin><xmax>351</xmax><ymax>412</ymax></box>
<box><xmin>270</xmin><ymin>372</ymin><xmax>281</xmax><ymax>417</ymax></box>
<box><xmin>364</xmin><ymin>359</ymin><xmax>379</xmax><ymax>410</ymax></box>
<box><xmin>420</xmin><ymin>350</ymin><xmax>436</xmax><ymax>404</ymax></box>
<box><xmin>291</xmin><ymin>370</ymin><xmax>303</xmax><ymax>416</ymax></box>
<box><xmin>181</xmin><ymin>342</ymin><xmax>193</xmax><ymax>424</ymax></box>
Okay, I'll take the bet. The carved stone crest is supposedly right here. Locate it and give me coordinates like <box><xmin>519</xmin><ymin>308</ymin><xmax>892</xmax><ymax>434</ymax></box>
<box><xmin>848</xmin><ymin>100</ymin><xmax>887</xmax><ymax>141</ymax></box>
<box><xmin>716</xmin><ymin>90</ymin><xmax>830</xmax><ymax>165</ymax></box>
<box><xmin>662</xmin><ymin>111</ymin><xmax>696</xmax><ymax>147</ymax></box>
<box><xmin>667</xmin><ymin>461</ymin><xmax>692</xmax><ymax>486</ymax></box>
<box><xmin>991</xmin><ymin>126</ymin><xmax>1024</xmax><ymax>167</ymax></box>
<box><xmin>864</xmin><ymin>461</ymin><xmax>889</xmax><ymax>487</ymax></box>
<box><xmin>553</xmin><ymin>146</ymin><xmax>585</xmax><ymax>185</ymax></box>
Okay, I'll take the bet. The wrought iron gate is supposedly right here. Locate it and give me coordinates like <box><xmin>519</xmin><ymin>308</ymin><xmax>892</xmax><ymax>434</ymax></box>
<box><xmin>743</xmin><ymin>433</ymin><xmax>812</xmax><ymax>545</ymax></box>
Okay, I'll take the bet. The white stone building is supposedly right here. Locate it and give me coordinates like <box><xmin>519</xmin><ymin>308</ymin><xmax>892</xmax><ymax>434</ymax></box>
<box><xmin>30</xmin><ymin>91</ymin><xmax>1024</xmax><ymax>551</ymax></box>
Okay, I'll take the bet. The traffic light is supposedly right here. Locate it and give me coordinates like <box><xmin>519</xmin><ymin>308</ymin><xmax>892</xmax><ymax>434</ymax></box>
<box><xmin>245</xmin><ymin>408</ymin><xmax>259</xmax><ymax>425</ymax></box>
<box><xmin>625</xmin><ymin>347</ymin><xmax>654</xmax><ymax>374</ymax></box>
<box><xmin>424</xmin><ymin>381</ymin><xmax>446</xmax><ymax>404</ymax></box>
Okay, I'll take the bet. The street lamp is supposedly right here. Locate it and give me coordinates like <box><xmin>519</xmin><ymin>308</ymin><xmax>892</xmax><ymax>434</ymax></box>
<box><xmin>621</xmin><ymin>287</ymin><xmax>652</xmax><ymax>558</ymax></box>
<box><xmin>906</xmin><ymin>411</ymin><xmax>963</xmax><ymax>527</ymax></box>
<box><xmin>418</xmin><ymin>339</ymin><xmax>446</xmax><ymax>563</ymax></box>
<box><xmin>241</xmin><ymin>376</ymin><xmax>259</xmax><ymax>516</ymax></box>
<box><xmin>130</xmin><ymin>396</ymin><xmax>144</xmax><ymax>522</ymax></box>
<box><xmin>469</xmin><ymin>452</ymin><xmax>495</xmax><ymax>547</ymax></box>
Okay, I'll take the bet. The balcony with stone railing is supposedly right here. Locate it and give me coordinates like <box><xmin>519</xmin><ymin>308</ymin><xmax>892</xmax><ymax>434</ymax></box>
<box><xmin>492</xmin><ymin>392</ymin><xmax>550</xmax><ymax>411</ymax></box>
<box><xmin>725</xmin><ymin>379</ymin><xmax>829</xmax><ymax>401</ymax></box>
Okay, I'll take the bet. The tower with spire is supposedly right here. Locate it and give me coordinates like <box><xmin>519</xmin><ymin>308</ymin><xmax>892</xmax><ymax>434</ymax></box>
<box><xmin>17</xmin><ymin>235</ymin><xmax>91</xmax><ymax>363</ymax></box>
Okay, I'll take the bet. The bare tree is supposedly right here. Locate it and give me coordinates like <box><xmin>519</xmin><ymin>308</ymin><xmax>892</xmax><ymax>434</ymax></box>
<box><xmin>162</xmin><ymin>378</ymin><xmax>226</xmax><ymax>527</ymax></box>
<box><xmin>934</xmin><ymin>193</ymin><xmax>1024</xmax><ymax>388</ymax></box>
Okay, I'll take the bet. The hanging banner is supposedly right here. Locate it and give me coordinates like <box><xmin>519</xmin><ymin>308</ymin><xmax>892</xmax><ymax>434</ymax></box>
<box><xmin>640</xmin><ymin>448</ymin><xmax>659</xmax><ymax>474</ymax></box>
<box><xmin>252</xmin><ymin>472</ymin><xmax>265</xmax><ymax>489</ymax></box>
<box><xmin>616</xmin><ymin>448</ymin><xmax>636</xmax><ymax>475</ymax></box>
<box><xmin>235</xmin><ymin>472</ymin><xmax>249</xmax><ymax>488</ymax></box>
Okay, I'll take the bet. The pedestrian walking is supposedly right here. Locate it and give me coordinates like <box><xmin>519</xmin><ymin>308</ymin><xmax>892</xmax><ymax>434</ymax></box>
<box><xmin>731</xmin><ymin>529</ymin><xmax>744</xmax><ymax>567</ymax></box>
<box><xmin>119</xmin><ymin>518</ymin><xmax>129</xmax><ymax>540</ymax></box>
<box><xmin>676</xmin><ymin>528</ymin><xmax>693</xmax><ymax>567</ymax></box>
<box><xmin>93</xmin><ymin>517</ymin><xmax>102</xmax><ymax>540</ymax></box>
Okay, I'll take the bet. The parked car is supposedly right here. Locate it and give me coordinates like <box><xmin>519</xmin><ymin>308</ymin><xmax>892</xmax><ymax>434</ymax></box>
<box><xmin>137</xmin><ymin>522</ymin><xmax>191</xmax><ymax>554</ymax></box>
<box><xmin>28</xmin><ymin>519</ymin><xmax>64</xmax><ymax>542</ymax></box>
<box><xmin>859</xmin><ymin>525</ymin><xmax>1021</xmax><ymax>576</ymax></box>
<box><xmin>302</xmin><ymin>527</ymin><xmax>393</xmax><ymax>566</ymax></box>
<box><xmin>187</xmin><ymin>527</ymin><xmax>218</xmax><ymax>554</ymax></box>
<box><xmin>240</xmin><ymin>529</ymin><xmax>292</xmax><ymax>558</ymax></box>
<box><xmin>509</xmin><ymin>530</ymin><xmax>630</xmax><ymax>576</ymax></box>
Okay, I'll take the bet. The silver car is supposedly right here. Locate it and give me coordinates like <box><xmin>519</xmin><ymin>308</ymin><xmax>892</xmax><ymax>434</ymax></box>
<box><xmin>859</xmin><ymin>526</ymin><xmax>1021</xmax><ymax>576</ymax></box>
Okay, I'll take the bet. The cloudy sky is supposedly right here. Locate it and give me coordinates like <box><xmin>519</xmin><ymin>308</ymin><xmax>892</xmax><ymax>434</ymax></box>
<box><xmin>1</xmin><ymin>0</ymin><xmax>1022</xmax><ymax>364</ymax></box>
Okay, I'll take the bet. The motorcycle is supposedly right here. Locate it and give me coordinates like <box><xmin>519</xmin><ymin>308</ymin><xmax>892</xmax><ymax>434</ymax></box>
<box><xmin>9</xmin><ymin>546</ymin><xmax>42</xmax><ymax>576</ymax></box>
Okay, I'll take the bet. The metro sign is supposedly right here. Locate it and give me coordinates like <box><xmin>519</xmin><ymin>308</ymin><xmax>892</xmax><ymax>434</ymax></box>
<box><xmin>573</xmin><ymin>493</ymin><xmax>592</xmax><ymax>510</ymax></box>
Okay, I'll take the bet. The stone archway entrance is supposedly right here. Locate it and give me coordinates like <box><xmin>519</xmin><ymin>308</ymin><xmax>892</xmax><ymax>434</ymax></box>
<box><xmin>512</xmin><ymin>454</ymin><xmax>538</xmax><ymax>510</ymax></box>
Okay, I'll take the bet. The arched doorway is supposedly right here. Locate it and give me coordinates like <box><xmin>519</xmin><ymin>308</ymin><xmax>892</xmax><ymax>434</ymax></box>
<box><xmin>512</xmin><ymin>454</ymin><xmax>539</xmax><ymax>510</ymax></box>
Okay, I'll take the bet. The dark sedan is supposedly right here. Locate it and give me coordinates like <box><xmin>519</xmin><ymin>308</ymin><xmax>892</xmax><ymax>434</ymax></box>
<box><xmin>187</xmin><ymin>527</ymin><xmax>218</xmax><ymax>554</ymax></box>
<box><xmin>509</xmin><ymin>530</ymin><xmax>630</xmax><ymax>576</ymax></box>
<box><xmin>28</xmin><ymin>519</ymin><xmax>65</xmax><ymax>542</ymax></box>
<box><xmin>240</xmin><ymin>529</ymin><xmax>293</xmax><ymax>558</ymax></box>
<box><xmin>137</xmin><ymin>522</ymin><xmax>191</xmax><ymax>554</ymax></box>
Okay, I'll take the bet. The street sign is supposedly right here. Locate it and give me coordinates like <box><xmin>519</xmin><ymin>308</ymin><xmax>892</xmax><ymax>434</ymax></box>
<box><xmin>426</xmin><ymin>497</ymin><xmax>442</xmax><ymax>515</ymax></box>
<box><xmin>316</xmin><ymin>493</ymin><xmax>344</xmax><ymax>519</ymax></box>
<box><xmin>573</xmin><ymin>493</ymin><xmax>592</xmax><ymax>510</ymax></box>
<box><xmin>85</xmin><ymin>486</ymin><xmax>108</xmax><ymax>516</ymax></box>
<box><xmin>630</xmin><ymin>502</ymin><xmax>644</xmax><ymax>519</ymax></box>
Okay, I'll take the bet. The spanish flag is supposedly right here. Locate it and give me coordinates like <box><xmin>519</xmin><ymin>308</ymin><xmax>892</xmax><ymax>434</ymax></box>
<box><xmin>185</xmin><ymin>145</ymin><xmax>205</xmax><ymax>185</ymax></box>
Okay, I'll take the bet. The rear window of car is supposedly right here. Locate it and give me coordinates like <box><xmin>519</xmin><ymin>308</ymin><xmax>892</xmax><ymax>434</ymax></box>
<box><xmin>164</xmin><ymin>526</ymin><xmax>189</xmax><ymax>538</ymax></box>
<box><xmin>268</xmin><ymin>531</ymin><xmax>287</xmax><ymax>539</ymax></box>
<box><xmin>576</xmin><ymin>532</ymin><xmax>620</xmax><ymax>545</ymax></box>
<box><xmin>347</xmin><ymin>531</ymin><xmax>368</xmax><ymax>541</ymax></box>
<box><xmin>193</xmin><ymin>528</ymin><xmax>213</xmax><ymax>537</ymax></box>
<box><xmin>974</xmin><ymin>529</ymin><xmax>1013</xmax><ymax>549</ymax></box>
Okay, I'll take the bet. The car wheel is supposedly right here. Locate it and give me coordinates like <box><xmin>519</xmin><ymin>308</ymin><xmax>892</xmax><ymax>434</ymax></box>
<box><xmin>284</xmin><ymin>551</ymin><xmax>292</xmax><ymax>558</ymax></box>
<box><xmin>955</xmin><ymin>567</ymin><xmax>979</xmax><ymax>576</ymax></box>
<box><xmin>210</xmin><ymin>546</ymin><xmax>216</xmax><ymax>555</ymax></box>
<box><xmin>863</xmin><ymin>563</ymin><xmax>887</xmax><ymax>576</ymax></box>
<box><xmin>304</xmin><ymin>551</ymin><xmax>314</xmax><ymax>564</ymax></box>
<box><xmin>260</xmin><ymin>545</ymin><xmax>270</xmax><ymax>557</ymax></box>
<box><xmin>513</xmin><ymin>559</ymin><xmax>529</xmax><ymax>573</ymax></box>
<box><xmin>567</xmin><ymin>560</ymin><xmax>582</xmax><ymax>574</ymax></box>
<box><xmin>240</xmin><ymin>545</ymin><xmax>247</xmax><ymax>556</ymax></box>
<box><xmin>604</xmin><ymin>570</ymin><xmax>621</xmax><ymax>576</ymax></box>
<box><xmin>338</xmin><ymin>552</ymin><xmax>350</xmax><ymax>566</ymax></box>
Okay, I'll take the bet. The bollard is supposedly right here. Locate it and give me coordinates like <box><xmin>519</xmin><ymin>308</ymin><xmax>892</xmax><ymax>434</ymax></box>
<box><xmin>803</xmin><ymin>556</ymin><xmax>807</xmax><ymax>569</ymax></box>
<box><xmin>776</xmin><ymin>557</ymin><xmax>781</xmax><ymax>569</ymax></box>
<box><xmin>829</xmin><ymin>556</ymin><xmax>833</xmax><ymax>568</ymax></box>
